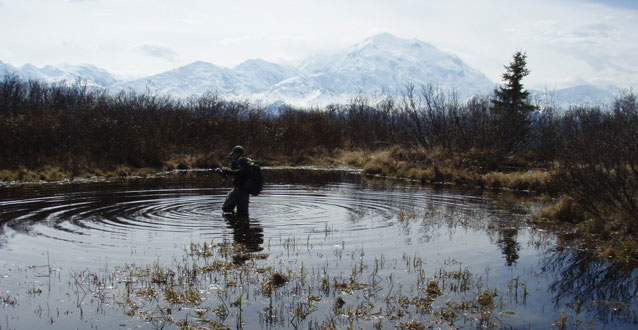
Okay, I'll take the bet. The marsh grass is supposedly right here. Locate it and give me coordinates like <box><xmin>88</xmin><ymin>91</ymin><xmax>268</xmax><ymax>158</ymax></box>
<box><xmin>531</xmin><ymin>195</ymin><xmax>638</xmax><ymax>266</ymax></box>
<box><xmin>360</xmin><ymin>147</ymin><xmax>557</xmax><ymax>194</ymax></box>
<box><xmin>357</xmin><ymin>146</ymin><xmax>637</xmax><ymax>264</ymax></box>
<box><xmin>0</xmin><ymin>164</ymin><xmax>181</xmax><ymax>185</ymax></box>
<box><xmin>1</xmin><ymin>76</ymin><xmax>635</xmax><ymax>266</ymax></box>
<box><xmin>52</xmin><ymin>238</ymin><xmax>536</xmax><ymax>329</ymax></box>
<box><xmin>1</xmin><ymin>294</ymin><xmax>18</xmax><ymax>307</ymax></box>
<box><xmin>5</xmin><ymin>175</ymin><xmax>633</xmax><ymax>329</ymax></box>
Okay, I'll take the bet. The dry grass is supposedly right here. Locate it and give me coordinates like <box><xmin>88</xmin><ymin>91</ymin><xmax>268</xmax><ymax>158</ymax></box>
<box><xmin>0</xmin><ymin>145</ymin><xmax>555</xmax><ymax>191</ymax></box>
<box><xmin>530</xmin><ymin>195</ymin><xmax>638</xmax><ymax>266</ymax></box>
<box><xmin>73</xmin><ymin>240</ymin><xmax>529</xmax><ymax>329</ymax></box>
<box><xmin>359</xmin><ymin>147</ymin><xmax>556</xmax><ymax>193</ymax></box>
<box><xmin>337</xmin><ymin>149</ymin><xmax>371</xmax><ymax>168</ymax></box>
<box><xmin>531</xmin><ymin>196</ymin><xmax>586</xmax><ymax>225</ymax></box>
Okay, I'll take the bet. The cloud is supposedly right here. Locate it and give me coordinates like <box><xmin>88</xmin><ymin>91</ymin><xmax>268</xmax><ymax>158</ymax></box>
<box><xmin>506</xmin><ymin>3</ymin><xmax>637</xmax><ymax>88</ymax></box>
<box><xmin>135</xmin><ymin>44</ymin><xmax>179</xmax><ymax>62</ymax></box>
<box><xmin>0</xmin><ymin>48</ymin><xmax>13</xmax><ymax>60</ymax></box>
<box><xmin>571</xmin><ymin>23</ymin><xmax>614</xmax><ymax>39</ymax></box>
<box><xmin>587</xmin><ymin>0</ymin><xmax>638</xmax><ymax>10</ymax></box>
<box><xmin>1</xmin><ymin>0</ymin><xmax>635</xmax><ymax>89</ymax></box>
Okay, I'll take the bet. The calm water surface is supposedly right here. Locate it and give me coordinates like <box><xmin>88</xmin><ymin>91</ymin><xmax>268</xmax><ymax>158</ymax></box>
<box><xmin>0</xmin><ymin>169</ymin><xmax>636</xmax><ymax>329</ymax></box>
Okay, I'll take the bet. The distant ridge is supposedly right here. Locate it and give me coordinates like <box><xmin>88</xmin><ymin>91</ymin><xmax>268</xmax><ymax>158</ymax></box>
<box><xmin>0</xmin><ymin>34</ymin><xmax>623</xmax><ymax>107</ymax></box>
<box><xmin>0</xmin><ymin>59</ymin><xmax>118</xmax><ymax>88</ymax></box>
<box><xmin>530</xmin><ymin>84</ymin><xmax>620</xmax><ymax>108</ymax></box>
<box><xmin>110</xmin><ymin>33</ymin><xmax>495</xmax><ymax>105</ymax></box>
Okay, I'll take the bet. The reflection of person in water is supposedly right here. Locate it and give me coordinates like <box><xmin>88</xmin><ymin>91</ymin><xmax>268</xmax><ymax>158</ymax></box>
<box><xmin>223</xmin><ymin>214</ymin><xmax>264</xmax><ymax>252</ymax></box>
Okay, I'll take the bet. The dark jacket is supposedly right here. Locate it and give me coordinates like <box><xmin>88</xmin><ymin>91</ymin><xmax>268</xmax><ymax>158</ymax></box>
<box><xmin>222</xmin><ymin>157</ymin><xmax>251</xmax><ymax>188</ymax></box>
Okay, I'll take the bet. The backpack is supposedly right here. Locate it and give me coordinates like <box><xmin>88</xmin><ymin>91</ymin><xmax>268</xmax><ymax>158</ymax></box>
<box><xmin>243</xmin><ymin>158</ymin><xmax>263</xmax><ymax>196</ymax></box>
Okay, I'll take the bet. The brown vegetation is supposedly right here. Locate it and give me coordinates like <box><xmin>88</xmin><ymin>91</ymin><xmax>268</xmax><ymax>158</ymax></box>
<box><xmin>529</xmin><ymin>93</ymin><xmax>638</xmax><ymax>264</ymax></box>
<box><xmin>1</xmin><ymin>73</ymin><xmax>637</xmax><ymax>262</ymax></box>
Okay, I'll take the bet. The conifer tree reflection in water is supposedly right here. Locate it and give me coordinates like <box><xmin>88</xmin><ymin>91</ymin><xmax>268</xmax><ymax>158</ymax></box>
<box><xmin>541</xmin><ymin>249</ymin><xmax>638</xmax><ymax>325</ymax></box>
<box><xmin>497</xmin><ymin>226</ymin><xmax>521</xmax><ymax>266</ymax></box>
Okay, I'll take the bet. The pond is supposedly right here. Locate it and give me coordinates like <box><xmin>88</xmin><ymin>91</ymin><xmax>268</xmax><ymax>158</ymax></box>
<box><xmin>0</xmin><ymin>168</ymin><xmax>636</xmax><ymax>329</ymax></box>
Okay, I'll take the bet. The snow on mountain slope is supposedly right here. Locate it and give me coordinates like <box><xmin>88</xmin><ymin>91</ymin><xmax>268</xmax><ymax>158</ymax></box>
<box><xmin>56</xmin><ymin>64</ymin><xmax>119</xmax><ymax>87</ymax></box>
<box><xmin>1</xmin><ymin>34</ymin><xmax>624</xmax><ymax>107</ymax></box>
<box><xmin>293</xmin><ymin>33</ymin><xmax>495</xmax><ymax>101</ymax></box>
<box><xmin>110</xmin><ymin>61</ymin><xmax>238</xmax><ymax>98</ymax></box>
<box><xmin>0</xmin><ymin>60</ymin><xmax>118</xmax><ymax>88</ymax></box>
<box><xmin>112</xmin><ymin>59</ymin><xmax>298</xmax><ymax>99</ymax></box>
<box><xmin>531</xmin><ymin>84</ymin><xmax>619</xmax><ymax>108</ymax></box>
<box><xmin>258</xmin><ymin>75</ymin><xmax>341</xmax><ymax>106</ymax></box>
<box><xmin>109</xmin><ymin>34</ymin><xmax>498</xmax><ymax>104</ymax></box>
<box><xmin>233</xmin><ymin>59</ymin><xmax>298</xmax><ymax>93</ymax></box>
<box><xmin>0</xmin><ymin>60</ymin><xmax>17</xmax><ymax>76</ymax></box>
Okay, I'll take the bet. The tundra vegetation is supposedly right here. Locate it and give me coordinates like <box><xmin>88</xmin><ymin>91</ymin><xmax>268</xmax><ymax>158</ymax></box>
<box><xmin>0</xmin><ymin>51</ymin><xmax>637</xmax><ymax>263</ymax></box>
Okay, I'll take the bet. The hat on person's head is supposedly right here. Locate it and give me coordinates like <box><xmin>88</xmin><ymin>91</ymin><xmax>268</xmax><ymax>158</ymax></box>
<box><xmin>229</xmin><ymin>145</ymin><xmax>244</xmax><ymax>156</ymax></box>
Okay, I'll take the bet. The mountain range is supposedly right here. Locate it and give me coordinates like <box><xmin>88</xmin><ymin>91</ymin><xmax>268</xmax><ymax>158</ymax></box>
<box><xmin>0</xmin><ymin>33</ymin><xmax>622</xmax><ymax>108</ymax></box>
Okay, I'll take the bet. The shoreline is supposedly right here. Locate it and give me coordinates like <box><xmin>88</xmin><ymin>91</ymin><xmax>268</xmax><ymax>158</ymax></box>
<box><xmin>2</xmin><ymin>155</ymin><xmax>636</xmax><ymax>266</ymax></box>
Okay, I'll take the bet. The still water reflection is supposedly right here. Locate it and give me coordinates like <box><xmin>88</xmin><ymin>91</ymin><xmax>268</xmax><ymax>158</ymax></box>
<box><xmin>0</xmin><ymin>169</ymin><xmax>636</xmax><ymax>329</ymax></box>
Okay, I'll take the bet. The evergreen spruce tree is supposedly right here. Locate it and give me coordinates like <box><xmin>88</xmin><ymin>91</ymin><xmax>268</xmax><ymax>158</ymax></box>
<box><xmin>491</xmin><ymin>51</ymin><xmax>537</xmax><ymax>156</ymax></box>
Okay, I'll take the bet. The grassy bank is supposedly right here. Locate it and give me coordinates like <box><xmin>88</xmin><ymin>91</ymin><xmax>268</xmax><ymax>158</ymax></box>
<box><xmin>0</xmin><ymin>147</ymin><xmax>554</xmax><ymax>194</ymax></box>
<box><xmin>351</xmin><ymin>147</ymin><xmax>557</xmax><ymax>194</ymax></box>
<box><xmin>0</xmin><ymin>164</ymin><xmax>165</xmax><ymax>183</ymax></box>
<box><xmin>343</xmin><ymin>147</ymin><xmax>638</xmax><ymax>267</ymax></box>
<box><xmin>1</xmin><ymin>73</ymin><xmax>636</xmax><ymax>267</ymax></box>
<box><xmin>1</xmin><ymin>146</ymin><xmax>636</xmax><ymax>269</ymax></box>
<box><xmin>0</xmin><ymin>148</ymin><xmax>345</xmax><ymax>184</ymax></box>
<box><xmin>530</xmin><ymin>196</ymin><xmax>638</xmax><ymax>267</ymax></box>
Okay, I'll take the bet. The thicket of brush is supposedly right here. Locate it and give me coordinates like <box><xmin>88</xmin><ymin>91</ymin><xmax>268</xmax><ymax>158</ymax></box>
<box><xmin>548</xmin><ymin>94</ymin><xmax>638</xmax><ymax>253</ymax></box>
<box><xmin>1</xmin><ymin>73</ymin><xmax>637</xmax><ymax>244</ymax></box>
<box><xmin>0</xmin><ymin>74</ymin><xmax>563</xmax><ymax>170</ymax></box>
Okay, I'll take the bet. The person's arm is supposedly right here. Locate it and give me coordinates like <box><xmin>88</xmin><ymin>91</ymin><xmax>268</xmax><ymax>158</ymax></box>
<box><xmin>222</xmin><ymin>158</ymin><xmax>249</xmax><ymax>177</ymax></box>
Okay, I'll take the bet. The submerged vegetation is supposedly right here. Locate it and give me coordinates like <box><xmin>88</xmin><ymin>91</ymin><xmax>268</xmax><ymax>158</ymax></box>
<box><xmin>24</xmin><ymin>239</ymin><xmax>539</xmax><ymax>329</ymax></box>
<box><xmin>1</xmin><ymin>51</ymin><xmax>637</xmax><ymax>263</ymax></box>
<box><xmin>3</xmin><ymin>174</ymin><xmax>637</xmax><ymax>329</ymax></box>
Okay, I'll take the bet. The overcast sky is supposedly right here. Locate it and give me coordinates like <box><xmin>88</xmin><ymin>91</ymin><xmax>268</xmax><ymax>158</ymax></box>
<box><xmin>1</xmin><ymin>0</ymin><xmax>636</xmax><ymax>90</ymax></box>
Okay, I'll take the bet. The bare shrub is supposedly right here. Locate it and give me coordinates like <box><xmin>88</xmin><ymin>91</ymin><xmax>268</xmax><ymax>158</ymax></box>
<box><xmin>556</xmin><ymin>91</ymin><xmax>638</xmax><ymax>233</ymax></box>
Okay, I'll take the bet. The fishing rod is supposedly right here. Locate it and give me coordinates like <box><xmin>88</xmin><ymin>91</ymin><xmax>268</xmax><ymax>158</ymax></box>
<box><xmin>214</xmin><ymin>167</ymin><xmax>229</xmax><ymax>186</ymax></box>
<box><xmin>215</xmin><ymin>153</ymin><xmax>235</xmax><ymax>186</ymax></box>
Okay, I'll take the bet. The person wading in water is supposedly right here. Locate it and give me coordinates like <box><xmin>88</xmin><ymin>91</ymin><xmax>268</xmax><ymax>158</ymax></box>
<box><xmin>216</xmin><ymin>146</ymin><xmax>252</xmax><ymax>217</ymax></box>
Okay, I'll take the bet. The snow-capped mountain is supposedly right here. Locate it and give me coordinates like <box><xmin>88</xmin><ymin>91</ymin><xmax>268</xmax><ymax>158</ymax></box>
<box><xmin>530</xmin><ymin>84</ymin><xmax>620</xmax><ymax>108</ymax></box>
<box><xmin>233</xmin><ymin>59</ymin><xmax>299</xmax><ymax>93</ymax></box>
<box><xmin>110</xmin><ymin>61</ymin><xmax>238</xmax><ymax>97</ymax></box>
<box><xmin>295</xmin><ymin>33</ymin><xmax>494</xmax><ymax>100</ymax></box>
<box><xmin>107</xmin><ymin>33</ymin><xmax>497</xmax><ymax>105</ymax></box>
<box><xmin>110</xmin><ymin>59</ymin><xmax>300</xmax><ymax>100</ymax></box>
<box><xmin>0</xmin><ymin>59</ymin><xmax>118</xmax><ymax>88</ymax></box>
<box><xmin>0</xmin><ymin>34</ymin><xmax>625</xmax><ymax>107</ymax></box>
<box><xmin>110</xmin><ymin>33</ymin><xmax>496</xmax><ymax>105</ymax></box>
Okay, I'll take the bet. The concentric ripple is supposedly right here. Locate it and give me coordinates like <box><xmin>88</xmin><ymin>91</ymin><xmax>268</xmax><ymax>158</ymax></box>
<box><xmin>0</xmin><ymin>171</ymin><xmax>527</xmax><ymax>267</ymax></box>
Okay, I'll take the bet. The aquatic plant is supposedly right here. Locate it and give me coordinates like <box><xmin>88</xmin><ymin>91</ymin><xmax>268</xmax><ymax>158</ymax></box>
<box><xmin>41</xmin><ymin>239</ymin><xmax>545</xmax><ymax>329</ymax></box>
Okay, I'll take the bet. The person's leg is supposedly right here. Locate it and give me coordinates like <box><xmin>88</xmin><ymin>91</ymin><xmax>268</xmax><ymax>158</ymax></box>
<box><xmin>222</xmin><ymin>188</ymin><xmax>241</xmax><ymax>213</ymax></box>
<box><xmin>236</xmin><ymin>192</ymin><xmax>250</xmax><ymax>217</ymax></box>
